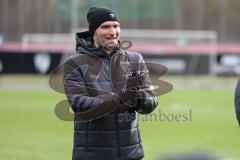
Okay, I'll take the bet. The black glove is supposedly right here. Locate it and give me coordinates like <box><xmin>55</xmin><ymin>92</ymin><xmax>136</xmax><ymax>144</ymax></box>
<box><xmin>118</xmin><ymin>74</ymin><xmax>142</xmax><ymax>107</ymax></box>
<box><xmin>136</xmin><ymin>91</ymin><xmax>158</xmax><ymax>114</ymax></box>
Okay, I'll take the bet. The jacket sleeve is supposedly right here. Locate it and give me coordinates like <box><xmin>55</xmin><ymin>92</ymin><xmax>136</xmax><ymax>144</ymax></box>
<box><xmin>235</xmin><ymin>79</ymin><xmax>240</xmax><ymax>126</ymax></box>
<box><xmin>63</xmin><ymin>58</ymin><xmax>103</xmax><ymax>113</ymax></box>
<box><xmin>135</xmin><ymin>54</ymin><xmax>158</xmax><ymax>114</ymax></box>
<box><xmin>123</xmin><ymin>52</ymin><xmax>158</xmax><ymax>114</ymax></box>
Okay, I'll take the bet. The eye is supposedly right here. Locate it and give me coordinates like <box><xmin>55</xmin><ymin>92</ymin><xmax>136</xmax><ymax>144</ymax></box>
<box><xmin>113</xmin><ymin>24</ymin><xmax>119</xmax><ymax>28</ymax></box>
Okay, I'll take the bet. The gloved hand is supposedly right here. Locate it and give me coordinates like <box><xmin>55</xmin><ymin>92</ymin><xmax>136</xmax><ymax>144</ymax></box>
<box><xmin>118</xmin><ymin>74</ymin><xmax>142</xmax><ymax>107</ymax></box>
<box><xmin>119</xmin><ymin>88</ymin><xmax>138</xmax><ymax>107</ymax></box>
<box><xmin>135</xmin><ymin>91</ymin><xmax>158</xmax><ymax>114</ymax></box>
<box><xmin>119</xmin><ymin>80</ymin><xmax>158</xmax><ymax>113</ymax></box>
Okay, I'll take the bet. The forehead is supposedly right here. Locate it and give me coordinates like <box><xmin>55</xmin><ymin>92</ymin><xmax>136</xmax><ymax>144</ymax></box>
<box><xmin>100</xmin><ymin>21</ymin><xmax>120</xmax><ymax>26</ymax></box>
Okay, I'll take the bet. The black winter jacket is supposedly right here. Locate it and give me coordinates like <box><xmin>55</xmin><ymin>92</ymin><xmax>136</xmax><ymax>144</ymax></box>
<box><xmin>235</xmin><ymin>79</ymin><xmax>240</xmax><ymax>126</ymax></box>
<box><xmin>63</xmin><ymin>31</ymin><xmax>158</xmax><ymax>160</ymax></box>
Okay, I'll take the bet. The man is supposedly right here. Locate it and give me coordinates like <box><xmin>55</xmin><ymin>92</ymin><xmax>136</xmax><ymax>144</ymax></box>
<box><xmin>63</xmin><ymin>7</ymin><xmax>158</xmax><ymax>160</ymax></box>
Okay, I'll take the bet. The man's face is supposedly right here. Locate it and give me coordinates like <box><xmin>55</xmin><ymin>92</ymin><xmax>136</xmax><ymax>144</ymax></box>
<box><xmin>93</xmin><ymin>21</ymin><xmax>120</xmax><ymax>51</ymax></box>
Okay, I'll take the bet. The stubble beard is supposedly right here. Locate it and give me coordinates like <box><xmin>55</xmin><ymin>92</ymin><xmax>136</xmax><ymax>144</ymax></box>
<box><xmin>103</xmin><ymin>42</ymin><xmax>118</xmax><ymax>54</ymax></box>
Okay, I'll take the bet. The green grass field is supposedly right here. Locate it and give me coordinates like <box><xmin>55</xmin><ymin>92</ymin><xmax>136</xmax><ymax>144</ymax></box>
<box><xmin>0</xmin><ymin>75</ymin><xmax>239</xmax><ymax>160</ymax></box>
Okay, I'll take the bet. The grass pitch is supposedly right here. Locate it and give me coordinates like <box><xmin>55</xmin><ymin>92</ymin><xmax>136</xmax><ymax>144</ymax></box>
<box><xmin>0</xmin><ymin>75</ymin><xmax>239</xmax><ymax>160</ymax></box>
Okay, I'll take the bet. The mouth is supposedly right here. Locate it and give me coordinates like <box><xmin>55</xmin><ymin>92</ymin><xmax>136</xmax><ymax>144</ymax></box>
<box><xmin>106</xmin><ymin>37</ymin><xmax>118</xmax><ymax>41</ymax></box>
<box><xmin>103</xmin><ymin>38</ymin><xmax>118</xmax><ymax>49</ymax></box>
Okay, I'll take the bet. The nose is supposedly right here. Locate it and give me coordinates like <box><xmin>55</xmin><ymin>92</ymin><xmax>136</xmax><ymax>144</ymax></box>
<box><xmin>108</xmin><ymin>27</ymin><xmax>117</xmax><ymax>36</ymax></box>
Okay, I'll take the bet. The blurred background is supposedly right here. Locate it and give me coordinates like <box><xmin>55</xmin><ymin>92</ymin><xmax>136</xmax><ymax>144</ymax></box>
<box><xmin>0</xmin><ymin>0</ymin><xmax>240</xmax><ymax>74</ymax></box>
<box><xmin>0</xmin><ymin>0</ymin><xmax>240</xmax><ymax>160</ymax></box>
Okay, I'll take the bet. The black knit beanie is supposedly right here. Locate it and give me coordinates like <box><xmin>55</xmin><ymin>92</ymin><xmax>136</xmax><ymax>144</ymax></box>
<box><xmin>87</xmin><ymin>7</ymin><xmax>119</xmax><ymax>35</ymax></box>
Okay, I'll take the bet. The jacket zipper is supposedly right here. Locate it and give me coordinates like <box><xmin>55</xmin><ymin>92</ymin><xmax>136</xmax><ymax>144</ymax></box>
<box><xmin>115</xmin><ymin>107</ymin><xmax>120</xmax><ymax>158</ymax></box>
<box><xmin>109</xmin><ymin>54</ymin><xmax>121</xmax><ymax>158</ymax></box>
<box><xmin>85</xmin><ymin>122</ymin><xmax>89</xmax><ymax>152</ymax></box>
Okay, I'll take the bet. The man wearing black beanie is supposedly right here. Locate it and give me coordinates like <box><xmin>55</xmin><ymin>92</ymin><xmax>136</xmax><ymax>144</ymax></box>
<box><xmin>64</xmin><ymin>6</ymin><xmax>158</xmax><ymax>160</ymax></box>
